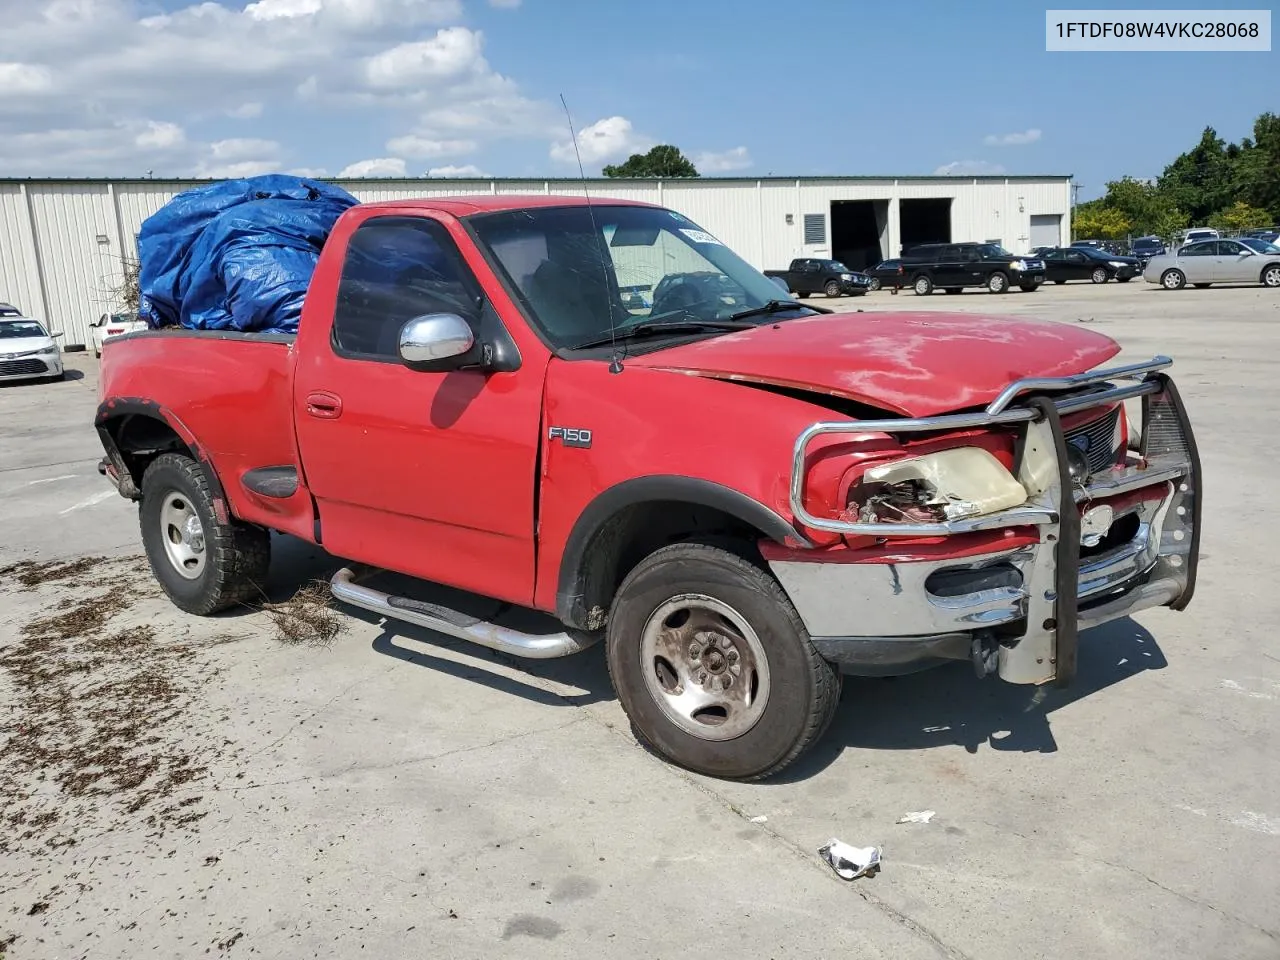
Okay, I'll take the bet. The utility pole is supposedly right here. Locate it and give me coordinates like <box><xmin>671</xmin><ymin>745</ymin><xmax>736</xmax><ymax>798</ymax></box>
<box><xmin>1070</xmin><ymin>182</ymin><xmax>1083</xmax><ymax>240</ymax></box>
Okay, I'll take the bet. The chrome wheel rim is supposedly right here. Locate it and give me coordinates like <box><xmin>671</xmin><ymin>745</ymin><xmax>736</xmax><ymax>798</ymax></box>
<box><xmin>914</xmin><ymin>278</ymin><xmax>929</xmax><ymax>294</ymax></box>
<box><xmin>1163</xmin><ymin>271</ymin><xmax>1182</xmax><ymax>289</ymax></box>
<box><xmin>990</xmin><ymin>274</ymin><xmax>1005</xmax><ymax>291</ymax></box>
<box><xmin>868</xmin><ymin>277</ymin><xmax>880</xmax><ymax>291</ymax></box>
<box><xmin>1264</xmin><ymin>266</ymin><xmax>1280</xmax><ymax>287</ymax></box>
<box><xmin>1092</xmin><ymin>268</ymin><xmax>1107</xmax><ymax>283</ymax></box>
<box><xmin>638</xmin><ymin>594</ymin><xmax>771</xmax><ymax>741</ymax></box>
<box><xmin>160</xmin><ymin>491</ymin><xmax>206</xmax><ymax>580</ymax></box>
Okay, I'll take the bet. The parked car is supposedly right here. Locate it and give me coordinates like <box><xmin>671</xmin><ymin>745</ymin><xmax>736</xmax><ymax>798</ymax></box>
<box><xmin>864</xmin><ymin>258</ymin><xmax>906</xmax><ymax>291</ymax></box>
<box><xmin>90</xmin><ymin>311</ymin><xmax>148</xmax><ymax>358</ymax></box>
<box><xmin>0</xmin><ymin>309</ymin><xmax>64</xmax><ymax>383</ymax></box>
<box><xmin>763</xmin><ymin>258</ymin><xmax>872</xmax><ymax>298</ymax></box>
<box><xmin>1143</xmin><ymin>238</ymin><xmax>1280</xmax><ymax>289</ymax></box>
<box><xmin>1179</xmin><ymin>228</ymin><xmax>1219</xmax><ymax>248</ymax></box>
<box><xmin>96</xmin><ymin>195</ymin><xmax>1201</xmax><ymax>780</ymax></box>
<box><xmin>900</xmin><ymin>242</ymin><xmax>1046</xmax><ymax>294</ymax></box>
<box><xmin>1130</xmin><ymin>236</ymin><xmax>1166</xmax><ymax>268</ymax></box>
<box><xmin>1041</xmin><ymin>246</ymin><xmax>1142</xmax><ymax>284</ymax></box>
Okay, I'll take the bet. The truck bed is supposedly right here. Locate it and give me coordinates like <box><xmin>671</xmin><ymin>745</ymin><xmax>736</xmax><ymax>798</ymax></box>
<box><xmin>99</xmin><ymin>329</ymin><xmax>308</xmax><ymax>537</ymax></box>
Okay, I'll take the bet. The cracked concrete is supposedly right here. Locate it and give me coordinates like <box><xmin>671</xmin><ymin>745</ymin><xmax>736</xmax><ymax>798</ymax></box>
<box><xmin>2</xmin><ymin>282</ymin><xmax>1279</xmax><ymax>959</ymax></box>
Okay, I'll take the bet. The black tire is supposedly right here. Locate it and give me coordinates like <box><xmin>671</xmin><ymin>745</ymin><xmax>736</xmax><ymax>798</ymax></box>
<box><xmin>796</xmin><ymin>292</ymin><xmax>809</xmax><ymax>299</ymax></box>
<box><xmin>1090</xmin><ymin>266</ymin><xmax>1109</xmax><ymax>284</ymax></box>
<box><xmin>1053</xmin><ymin>279</ymin><xmax>1066</xmax><ymax>284</ymax></box>
<box><xmin>1262</xmin><ymin>263</ymin><xmax>1280</xmax><ymax>288</ymax></box>
<box><xmin>867</xmin><ymin>277</ymin><xmax>881</xmax><ymax>292</ymax></box>
<box><xmin>1117</xmin><ymin>277</ymin><xmax>1131</xmax><ymax>283</ymax></box>
<box><xmin>1161</xmin><ymin>269</ymin><xmax>1186</xmax><ymax>290</ymax></box>
<box><xmin>1019</xmin><ymin>283</ymin><xmax>1039</xmax><ymax>292</ymax></box>
<box><xmin>139</xmin><ymin>453</ymin><xmax>270</xmax><ymax>615</ymax></box>
<box><xmin>987</xmin><ymin>271</ymin><xmax>1009</xmax><ymax>294</ymax></box>
<box><xmin>606</xmin><ymin>541</ymin><xmax>841</xmax><ymax>781</ymax></box>
<box><xmin>912</xmin><ymin>274</ymin><xmax>933</xmax><ymax>296</ymax></box>
<box><xmin>824</xmin><ymin>280</ymin><xmax>842</xmax><ymax>298</ymax></box>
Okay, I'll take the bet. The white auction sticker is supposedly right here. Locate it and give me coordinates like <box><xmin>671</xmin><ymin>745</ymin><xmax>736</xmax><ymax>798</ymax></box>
<box><xmin>680</xmin><ymin>228</ymin><xmax>722</xmax><ymax>245</ymax></box>
<box><xmin>1046</xmin><ymin>9</ymin><xmax>1271</xmax><ymax>51</ymax></box>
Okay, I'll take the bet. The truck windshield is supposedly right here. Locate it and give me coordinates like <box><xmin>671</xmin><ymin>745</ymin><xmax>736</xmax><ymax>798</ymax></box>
<box><xmin>467</xmin><ymin>204</ymin><xmax>817</xmax><ymax>350</ymax></box>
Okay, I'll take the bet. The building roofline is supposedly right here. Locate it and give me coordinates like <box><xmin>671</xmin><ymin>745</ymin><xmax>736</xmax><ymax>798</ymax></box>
<box><xmin>0</xmin><ymin>174</ymin><xmax>1074</xmax><ymax>185</ymax></box>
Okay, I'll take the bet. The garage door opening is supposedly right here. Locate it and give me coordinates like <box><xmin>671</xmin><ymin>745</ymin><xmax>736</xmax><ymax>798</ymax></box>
<box><xmin>899</xmin><ymin>198</ymin><xmax>952</xmax><ymax>255</ymax></box>
<box><xmin>830</xmin><ymin>200</ymin><xmax>888</xmax><ymax>270</ymax></box>
<box><xmin>1029</xmin><ymin>214</ymin><xmax>1062</xmax><ymax>250</ymax></box>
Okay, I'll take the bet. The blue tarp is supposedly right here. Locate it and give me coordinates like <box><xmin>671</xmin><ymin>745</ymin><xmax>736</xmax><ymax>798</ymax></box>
<box><xmin>137</xmin><ymin>175</ymin><xmax>359</xmax><ymax>335</ymax></box>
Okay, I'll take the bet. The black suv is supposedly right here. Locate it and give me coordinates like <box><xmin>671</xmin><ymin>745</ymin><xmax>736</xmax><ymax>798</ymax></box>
<box><xmin>900</xmin><ymin>242</ymin><xmax>1046</xmax><ymax>295</ymax></box>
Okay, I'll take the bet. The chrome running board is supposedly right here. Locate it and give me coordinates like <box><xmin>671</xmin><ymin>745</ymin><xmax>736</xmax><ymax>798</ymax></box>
<box><xmin>329</xmin><ymin>567</ymin><xmax>596</xmax><ymax>660</ymax></box>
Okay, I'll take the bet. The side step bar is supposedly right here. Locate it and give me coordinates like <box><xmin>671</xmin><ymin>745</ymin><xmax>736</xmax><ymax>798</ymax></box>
<box><xmin>329</xmin><ymin>567</ymin><xmax>596</xmax><ymax>660</ymax></box>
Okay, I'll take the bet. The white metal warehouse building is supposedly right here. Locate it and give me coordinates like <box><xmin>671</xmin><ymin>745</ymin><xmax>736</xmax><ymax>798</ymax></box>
<box><xmin>0</xmin><ymin>174</ymin><xmax>1073</xmax><ymax>349</ymax></box>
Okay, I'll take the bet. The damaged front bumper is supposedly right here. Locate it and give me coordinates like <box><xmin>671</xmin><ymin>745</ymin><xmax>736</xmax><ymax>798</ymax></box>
<box><xmin>772</xmin><ymin>359</ymin><xmax>1200</xmax><ymax>686</ymax></box>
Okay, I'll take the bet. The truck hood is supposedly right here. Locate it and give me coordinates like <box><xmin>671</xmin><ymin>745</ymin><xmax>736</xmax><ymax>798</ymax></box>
<box><xmin>628</xmin><ymin>311</ymin><xmax>1121</xmax><ymax>417</ymax></box>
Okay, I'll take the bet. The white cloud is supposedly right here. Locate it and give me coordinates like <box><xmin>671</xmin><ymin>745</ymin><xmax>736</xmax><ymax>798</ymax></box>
<box><xmin>226</xmin><ymin>102</ymin><xmax>264</xmax><ymax>119</ymax></box>
<box><xmin>338</xmin><ymin>157</ymin><xmax>408</xmax><ymax>177</ymax></box>
<box><xmin>245</xmin><ymin>0</ymin><xmax>322</xmax><ymax>20</ymax></box>
<box><xmin>426</xmin><ymin>163</ymin><xmax>487</xmax><ymax>177</ymax></box>
<box><xmin>135</xmin><ymin>121</ymin><xmax>186</xmax><ymax>150</ymax></box>
<box><xmin>288</xmin><ymin>166</ymin><xmax>329</xmax><ymax>178</ymax></box>
<box><xmin>210</xmin><ymin>138</ymin><xmax>283</xmax><ymax>161</ymax></box>
<box><xmin>983</xmin><ymin>128</ymin><xmax>1041</xmax><ymax>147</ymax></box>
<box><xmin>0</xmin><ymin>0</ymin><xmax>552</xmax><ymax>176</ymax></box>
<box><xmin>551</xmin><ymin>116</ymin><xmax>651</xmax><ymax>166</ymax></box>
<box><xmin>934</xmin><ymin>160</ymin><xmax>1007</xmax><ymax>176</ymax></box>
<box><xmin>195</xmin><ymin>160</ymin><xmax>283</xmax><ymax>179</ymax></box>
<box><xmin>489</xmin><ymin>0</ymin><xmax>521</xmax><ymax>6</ymax></box>
<box><xmin>693</xmin><ymin>146</ymin><xmax>751</xmax><ymax>173</ymax></box>
<box><xmin>365</xmin><ymin>27</ymin><xmax>485</xmax><ymax>88</ymax></box>
<box><xmin>0</xmin><ymin>62</ymin><xmax>53</xmax><ymax>93</ymax></box>
<box><xmin>386</xmin><ymin>135</ymin><xmax>476</xmax><ymax>158</ymax></box>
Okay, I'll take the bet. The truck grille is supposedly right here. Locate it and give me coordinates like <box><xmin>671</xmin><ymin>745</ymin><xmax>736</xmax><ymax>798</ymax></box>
<box><xmin>0</xmin><ymin>358</ymin><xmax>47</xmax><ymax>376</ymax></box>
<box><xmin>1065</xmin><ymin>406</ymin><xmax>1120</xmax><ymax>475</ymax></box>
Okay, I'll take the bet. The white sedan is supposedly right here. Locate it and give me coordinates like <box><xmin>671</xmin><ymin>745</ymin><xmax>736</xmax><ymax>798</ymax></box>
<box><xmin>0</xmin><ymin>309</ymin><xmax>65</xmax><ymax>383</ymax></box>
<box><xmin>1144</xmin><ymin>237</ymin><xmax>1280</xmax><ymax>290</ymax></box>
<box><xmin>90</xmin><ymin>311</ymin><xmax>148</xmax><ymax>357</ymax></box>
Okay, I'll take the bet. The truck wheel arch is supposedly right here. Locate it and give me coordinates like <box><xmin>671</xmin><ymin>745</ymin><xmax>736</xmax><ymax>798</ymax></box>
<box><xmin>95</xmin><ymin>398</ymin><xmax>232</xmax><ymax>523</ymax></box>
<box><xmin>554</xmin><ymin>476</ymin><xmax>807</xmax><ymax>630</ymax></box>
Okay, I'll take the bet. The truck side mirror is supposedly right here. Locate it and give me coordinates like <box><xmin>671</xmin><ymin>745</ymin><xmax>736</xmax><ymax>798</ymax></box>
<box><xmin>397</xmin><ymin>313</ymin><xmax>479</xmax><ymax>372</ymax></box>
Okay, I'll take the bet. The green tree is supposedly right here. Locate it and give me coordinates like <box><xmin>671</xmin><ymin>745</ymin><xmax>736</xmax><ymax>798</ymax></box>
<box><xmin>1158</xmin><ymin>126</ymin><xmax>1232</xmax><ymax>224</ymax></box>
<box><xmin>1209</xmin><ymin>200</ymin><xmax>1271</xmax><ymax>233</ymax></box>
<box><xmin>1072</xmin><ymin>204</ymin><xmax>1132</xmax><ymax>241</ymax></box>
<box><xmin>1231</xmin><ymin>112</ymin><xmax>1280</xmax><ymax>222</ymax></box>
<box><xmin>1150</xmin><ymin>207</ymin><xmax>1188</xmax><ymax>246</ymax></box>
<box><xmin>603</xmin><ymin>145</ymin><xmax>699</xmax><ymax>178</ymax></box>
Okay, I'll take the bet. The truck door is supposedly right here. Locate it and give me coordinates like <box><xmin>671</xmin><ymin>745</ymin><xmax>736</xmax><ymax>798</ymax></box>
<box><xmin>292</xmin><ymin>213</ymin><xmax>544</xmax><ymax>606</ymax></box>
<box><xmin>794</xmin><ymin>259</ymin><xmax>818</xmax><ymax>293</ymax></box>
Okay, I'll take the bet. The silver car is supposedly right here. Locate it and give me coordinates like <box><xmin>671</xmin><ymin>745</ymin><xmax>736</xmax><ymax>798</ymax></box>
<box><xmin>1143</xmin><ymin>238</ymin><xmax>1280</xmax><ymax>290</ymax></box>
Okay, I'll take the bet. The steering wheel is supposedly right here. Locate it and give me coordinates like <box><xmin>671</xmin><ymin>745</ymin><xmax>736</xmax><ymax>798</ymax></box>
<box><xmin>650</xmin><ymin>277</ymin><xmax>708</xmax><ymax>319</ymax></box>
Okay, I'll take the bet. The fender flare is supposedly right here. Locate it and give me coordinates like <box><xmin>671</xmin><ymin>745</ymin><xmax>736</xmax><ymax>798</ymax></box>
<box><xmin>554</xmin><ymin>475</ymin><xmax>808</xmax><ymax>626</ymax></box>
<box><xmin>95</xmin><ymin>397</ymin><xmax>231</xmax><ymax>522</ymax></box>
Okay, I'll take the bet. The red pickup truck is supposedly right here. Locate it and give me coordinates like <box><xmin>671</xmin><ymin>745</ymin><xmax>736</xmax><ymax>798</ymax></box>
<box><xmin>96</xmin><ymin>195</ymin><xmax>1201</xmax><ymax>780</ymax></box>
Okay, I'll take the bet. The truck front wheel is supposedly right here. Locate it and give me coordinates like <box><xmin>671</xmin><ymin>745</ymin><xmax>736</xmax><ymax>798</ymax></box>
<box><xmin>606</xmin><ymin>542</ymin><xmax>841</xmax><ymax>781</ymax></box>
<box><xmin>139</xmin><ymin>453</ymin><xmax>271</xmax><ymax>615</ymax></box>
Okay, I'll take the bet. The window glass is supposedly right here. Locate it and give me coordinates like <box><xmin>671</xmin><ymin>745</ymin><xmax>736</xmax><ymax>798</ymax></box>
<box><xmin>333</xmin><ymin>217</ymin><xmax>480</xmax><ymax>359</ymax></box>
<box><xmin>469</xmin><ymin>204</ymin><xmax>804</xmax><ymax>349</ymax></box>
<box><xmin>1180</xmin><ymin>242</ymin><xmax>1214</xmax><ymax>257</ymax></box>
<box><xmin>1215</xmin><ymin>241</ymin><xmax>1243</xmax><ymax>255</ymax></box>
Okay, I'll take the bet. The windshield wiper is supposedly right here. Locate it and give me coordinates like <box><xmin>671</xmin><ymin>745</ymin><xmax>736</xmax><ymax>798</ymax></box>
<box><xmin>570</xmin><ymin>319</ymin><xmax>756</xmax><ymax>351</ymax></box>
<box><xmin>725</xmin><ymin>299</ymin><xmax>821</xmax><ymax>322</ymax></box>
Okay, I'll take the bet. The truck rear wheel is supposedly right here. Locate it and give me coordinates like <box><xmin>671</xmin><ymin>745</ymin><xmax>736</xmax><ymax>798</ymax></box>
<box><xmin>605</xmin><ymin>542</ymin><xmax>841</xmax><ymax>781</ymax></box>
<box><xmin>139</xmin><ymin>453</ymin><xmax>270</xmax><ymax>615</ymax></box>
<box><xmin>824</xmin><ymin>280</ymin><xmax>842</xmax><ymax>298</ymax></box>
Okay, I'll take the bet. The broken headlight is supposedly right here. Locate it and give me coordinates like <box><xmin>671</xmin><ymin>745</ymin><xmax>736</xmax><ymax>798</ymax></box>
<box><xmin>847</xmin><ymin>448</ymin><xmax>1028</xmax><ymax>524</ymax></box>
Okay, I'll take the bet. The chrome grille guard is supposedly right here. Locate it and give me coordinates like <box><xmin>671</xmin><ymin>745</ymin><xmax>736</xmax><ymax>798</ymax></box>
<box><xmin>788</xmin><ymin>355</ymin><xmax>1183</xmax><ymax>538</ymax></box>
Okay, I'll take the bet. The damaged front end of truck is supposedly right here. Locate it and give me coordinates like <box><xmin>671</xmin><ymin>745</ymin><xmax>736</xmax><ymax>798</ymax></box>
<box><xmin>765</xmin><ymin>357</ymin><xmax>1201</xmax><ymax>686</ymax></box>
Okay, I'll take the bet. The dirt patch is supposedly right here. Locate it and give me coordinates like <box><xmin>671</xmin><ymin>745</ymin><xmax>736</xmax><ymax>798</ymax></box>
<box><xmin>260</xmin><ymin>580</ymin><xmax>344</xmax><ymax>649</ymax></box>
<box><xmin>0</xmin><ymin>556</ymin><xmax>241</xmax><ymax>859</ymax></box>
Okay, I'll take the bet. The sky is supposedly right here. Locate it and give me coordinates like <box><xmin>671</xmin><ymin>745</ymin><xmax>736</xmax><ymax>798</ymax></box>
<box><xmin>0</xmin><ymin>0</ymin><xmax>1275</xmax><ymax>198</ymax></box>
